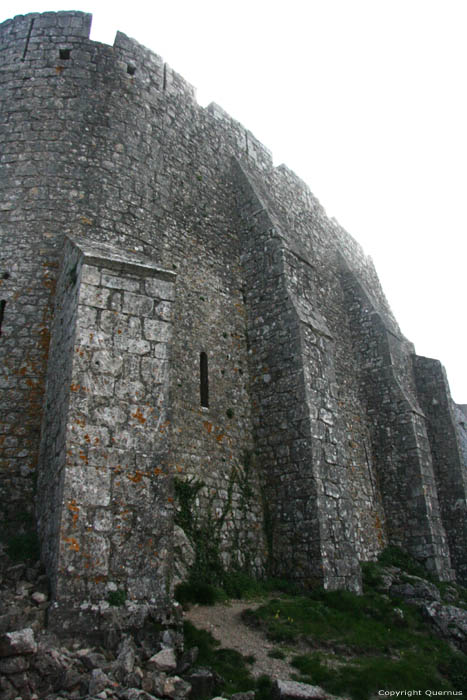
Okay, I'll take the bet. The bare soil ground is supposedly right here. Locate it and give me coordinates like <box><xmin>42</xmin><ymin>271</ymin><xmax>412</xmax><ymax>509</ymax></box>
<box><xmin>184</xmin><ymin>599</ymin><xmax>296</xmax><ymax>681</ymax></box>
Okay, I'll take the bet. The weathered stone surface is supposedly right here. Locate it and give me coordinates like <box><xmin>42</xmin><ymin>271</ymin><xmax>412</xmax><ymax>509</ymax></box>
<box><xmin>422</xmin><ymin>601</ymin><xmax>467</xmax><ymax>653</ymax></box>
<box><xmin>172</xmin><ymin>525</ymin><xmax>196</xmax><ymax>588</ymax></box>
<box><xmin>31</xmin><ymin>591</ymin><xmax>47</xmax><ymax>605</ymax></box>
<box><xmin>176</xmin><ymin>645</ymin><xmax>198</xmax><ymax>674</ymax></box>
<box><xmin>120</xmin><ymin>690</ymin><xmax>161</xmax><ymax>700</ymax></box>
<box><xmin>272</xmin><ymin>679</ymin><xmax>330</xmax><ymax>699</ymax></box>
<box><xmin>0</xmin><ymin>628</ymin><xmax>37</xmax><ymax>657</ymax></box>
<box><xmin>147</xmin><ymin>647</ymin><xmax>177</xmax><ymax>672</ymax></box>
<box><xmin>183</xmin><ymin>666</ymin><xmax>223</xmax><ymax>699</ymax></box>
<box><xmin>115</xmin><ymin>634</ymin><xmax>137</xmax><ymax>674</ymax></box>
<box><xmin>88</xmin><ymin>667</ymin><xmax>113</xmax><ymax>695</ymax></box>
<box><xmin>162</xmin><ymin>674</ymin><xmax>192</xmax><ymax>699</ymax></box>
<box><xmin>0</xmin><ymin>654</ymin><xmax>29</xmax><ymax>674</ymax></box>
<box><xmin>390</xmin><ymin>574</ymin><xmax>441</xmax><ymax>605</ymax></box>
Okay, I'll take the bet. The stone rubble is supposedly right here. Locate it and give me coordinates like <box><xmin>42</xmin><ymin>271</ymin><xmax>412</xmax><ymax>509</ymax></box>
<box><xmin>0</xmin><ymin>551</ymin><xmax>356</xmax><ymax>700</ymax></box>
<box><xmin>374</xmin><ymin>565</ymin><xmax>467</xmax><ymax>654</ymax></box>
<box><xmin>1</xmin><ymin>551</ymin><xmax>466</xmax><ymax>700</ymax></box>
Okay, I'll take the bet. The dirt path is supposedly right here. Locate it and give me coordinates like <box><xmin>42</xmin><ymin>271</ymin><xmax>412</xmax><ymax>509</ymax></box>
<box><xmin>184</xmin><ymin>599</ymin><xmax>296</xmax><ymax>681</ymax></box>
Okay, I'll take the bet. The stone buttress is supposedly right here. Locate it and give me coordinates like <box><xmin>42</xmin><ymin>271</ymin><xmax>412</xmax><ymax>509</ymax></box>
<box><xmin>37</xmin><ymin>237</ymin><xmax>176</xmax><ymax>634</ymax></box>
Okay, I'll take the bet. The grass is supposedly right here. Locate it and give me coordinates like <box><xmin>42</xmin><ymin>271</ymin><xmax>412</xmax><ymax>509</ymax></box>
<box><xmin>183</xmin><ymin>620</ymin><xmax>273</xmax><ymax>699</ymax></box>
<box><xmin>291</xmin><ymin>651</ymin><xmax>456</xmax><ymax>700</ymax></box>
<box><xmin>239</xmin><ymin>550</ymin><xmax>467</xmax><ymax>699</ymax></box>
<box><xmin>175</xmin><ymin>571</ymin><xmax>300</xmax><ymax>607</ymax></box>
<box><xmin>179</xmin><ymin>546</ymin><xmax>467</xmax><ymax>699</ymax></box>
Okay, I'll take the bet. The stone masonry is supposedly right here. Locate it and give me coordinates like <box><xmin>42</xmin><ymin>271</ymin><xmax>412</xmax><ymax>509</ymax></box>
<box><xmin>0</xmin><ymin>11</ymin><xmax>466</xmax><ymax>632</ymax></box>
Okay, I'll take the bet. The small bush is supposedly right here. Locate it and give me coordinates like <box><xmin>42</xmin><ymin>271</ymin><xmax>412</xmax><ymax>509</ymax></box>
<box><xmin>108</xmin><ymin>589</ymin><xmax>126</xmax><ymax>607</ymax></box>
<box><xmin>175</xmin><ymin>581</ymin><xmax>222</xmax><ymax>606</ymax></box>
<box><xmin>268</xmin><ymin>648</ymin><xmax>286</xmax><ymax>659</ymax></box>
<box><xmin>377</xmin><ymin>545</ymin><xmax>431</xmax><ymax>579</ymax></box>
<box><xmin>6</xmin><ymin>531</ymin><xmax>40</xmax><ymax>562</ymax></box>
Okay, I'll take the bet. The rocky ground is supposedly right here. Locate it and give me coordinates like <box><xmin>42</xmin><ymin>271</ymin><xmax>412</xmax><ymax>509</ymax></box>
<box><xmin>185</xmin><ymin>600</ymin><xmax>296</xmax><ymax>681</ymax></box>
<box><xmin>0</xmin><ymin>552</ymin><xmax>331</xmax><ymax>700</ymax></box>
<box><xmin>1</xmin><ymin>548</ymin><xmax>466</xmax><ymax>700</ymax></box>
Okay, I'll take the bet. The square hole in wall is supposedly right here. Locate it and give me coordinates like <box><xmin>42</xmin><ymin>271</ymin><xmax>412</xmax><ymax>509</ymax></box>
<box><xmin>127</xmin><ymin>64</ymin><xmax>136</xmax><ymax>76</ymax></box>
<box><xmin>59</xmin><ymin>49</ymin><xmax>71</xmax><ymax>60</ymax></box>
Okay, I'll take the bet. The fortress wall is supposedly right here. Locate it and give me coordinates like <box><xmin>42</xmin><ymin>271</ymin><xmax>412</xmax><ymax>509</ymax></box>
<box><xmin>233</xmin><ymin>161</ymin><xmax>363</xmax><ymax>591</ymax></box>
<box><xmin>0</xmin><ymin>12</ymin><xmax>267</xmax><ymax>571</ymax></box>
<box><xmin>1</xmin><ymin>11</ymin><xmax>465</xmax><ymax>604</ymax></box>
<box><xmin>234</xmin><ymin>161</ymin><xmax>388</xmax><ymax>567</ymax></box>
<box><xmin>455</xmin><ymin>405</ymin><xmax>467</xmax><ymax>467</ymax></box>
<box><xmin>340</xmin><ymin>268</ymin><xmax>454</xmax><ymax>579</ymax></box>
<box><xmin>413</xmin><ymin>357</ymin><xmax>467</xmax><ymax>585</ymax></box>
<box><xmin>0</xmin><ymin>12</ymin><xmax>97</xmax><ymax>525</ymax></box>
<box><xmin>36</xmin><ymin>238</ymin><xmax>82</xmax><ymax>589</ymax></box>
<box><xmin>232</xmin><ymin>164</ymin><xmax>325</xmax><ymax>586</ymax></box>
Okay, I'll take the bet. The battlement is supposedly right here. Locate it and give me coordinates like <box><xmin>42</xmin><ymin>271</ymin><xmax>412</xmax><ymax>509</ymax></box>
<box><xmin>0</xmin><ymin>11</ymin><xmax>465</xmax><ymax>636</ymax></box>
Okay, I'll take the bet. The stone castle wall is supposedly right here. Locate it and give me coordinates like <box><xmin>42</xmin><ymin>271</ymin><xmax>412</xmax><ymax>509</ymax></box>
<box><xmin>0</xmin><ymin>11</ymin><xmax>466</xmax><ymax>629</ymax></box>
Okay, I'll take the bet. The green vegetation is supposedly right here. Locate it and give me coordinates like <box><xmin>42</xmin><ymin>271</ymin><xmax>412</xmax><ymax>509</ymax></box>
<box><xmin>268</xmin><ymin>648</ymin><xmax>286</xmax><ymax>659</ymax></box>
<box><xmin>175</xmin><ymin>479</ymin><xmax>467</xmax><ymax>699</ymax></box>
<box><xmin>1</xmin><ymin>511</ymin><xmax>40</xmax><ymax>562</ymax></box>
<box><xmin>174</xmin><ymin>465</ymin><xmax>271</xmax><ymax>605</ymax></box>
<box><xmin>107</xmin><ymin>589</ymin><xmax>127</xmax><ymax>607</ymax></box>
<box><xmin>240</xmin><ymin>549</ymin><xmax>467</xmax><ymax>699</ymax></box>
<box><xmin>183</xmin><ymin>620</ymin><xmax>273</xmax><ymax>699</ymax></box>
<box><xmin>5</xmin><ymin>530</ymin><xmax>40</xmax><ymax>561</ymax></box>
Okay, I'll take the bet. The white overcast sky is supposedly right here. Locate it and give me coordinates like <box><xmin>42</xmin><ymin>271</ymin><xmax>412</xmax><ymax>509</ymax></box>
<box><xmin>2</xmin><ymin>0</ymin><xmax>466</xmax><ymax>402</ymax></box>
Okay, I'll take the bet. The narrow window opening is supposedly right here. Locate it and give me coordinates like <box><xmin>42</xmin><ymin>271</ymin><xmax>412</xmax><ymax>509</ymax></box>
<box><xmin>21</xmin><ymin>18</ymin><xmax>35</xmax><ymax>62</ymax></box>
<box><xmin>200</xmin><ymin>352</ymin><xmax>209</xmax><ymax>408</ymax></box>
<box><xmin>0</xmin><ymin>300</ymin><xmax>6</xmax><ymax>337</ymax></box>
<box><xmin>127</xmin><ymin>64</ymin><xmax>136</xmax><ymax>76</ymax></box>
<box><xmin>59</xmin><ymin>49</ymin><xmax>71</xmax><ymax>60</ymax></box>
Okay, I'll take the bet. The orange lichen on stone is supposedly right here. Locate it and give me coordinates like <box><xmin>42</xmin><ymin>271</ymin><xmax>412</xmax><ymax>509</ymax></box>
<box><xmin>67</xmin><ymin>500</ymin><xmax>80</xmax><ymax>527</ymax></box>
<box><xmin>374</xmin><ymin>513</ymin><xmax>385</xmax><ymax>546</ymax></box>
<box><xmin>132</xmin><ymin>408</ymin><xmax>146</xmax><ymax>424</ymax></box>
<box><xmin>63</xmin><ymin>537</ymin><xmax>80</xmax><ymax>552</ymax></box>
<box><xmin>127</xmin><ymin>470</ymin><xmax>144</xmax><ymax>483</ymax></box>
<box><xmin>203</xmin><ymin>421</ymin><xmax>213</xmax><ymax>433</ymax></box>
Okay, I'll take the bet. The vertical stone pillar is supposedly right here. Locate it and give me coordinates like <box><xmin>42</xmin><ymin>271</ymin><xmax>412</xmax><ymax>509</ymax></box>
<box><xmin>37</xmin><ymin>237</ymin><xmax>176</xmax><ymax>637</ymax></box>
<box><xmin>413</xmin><ymin>356</ymin><xmax>467</xmax><ymax>586</ymax></box>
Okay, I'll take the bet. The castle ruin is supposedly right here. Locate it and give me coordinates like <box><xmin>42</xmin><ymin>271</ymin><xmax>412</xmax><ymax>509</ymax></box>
<box><xmin>1</xmin><ymin>11</ymin><xmax>466</xmax><ymax>636</ymax></box>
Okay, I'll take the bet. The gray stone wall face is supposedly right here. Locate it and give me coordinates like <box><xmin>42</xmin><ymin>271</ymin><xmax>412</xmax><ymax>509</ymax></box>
<box><xmin>38</xmin><ymin>237</ymin><xmax>176</xmax><ymax>633</ymax></box>
<box><xmin>1</xmin><ymin>10</ymin><xmax>466</xmax><ymax>617</ymax></box>
<box><xmin>340</xmin><ymin>268</ymin><xmax>454</xmax><ymax>580</ymax></box>
<box><xmin>413</xmin><ymin>357</ymin><xmax>467</xmax><ymax>585</ymax></box>
<box><xmin>0</xmin><ymin>11</ymin><xmax>93</xmax><ymax>526</ymax></box>
<box><xmin>455</xmin><ymin>405</ymin><xmax>467</xmax><ymax>469</ymax></box>
<box><xmin>233</xmin><ymin>162</ymin><xmax>364</xmax><ymax>591</ymax></box>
